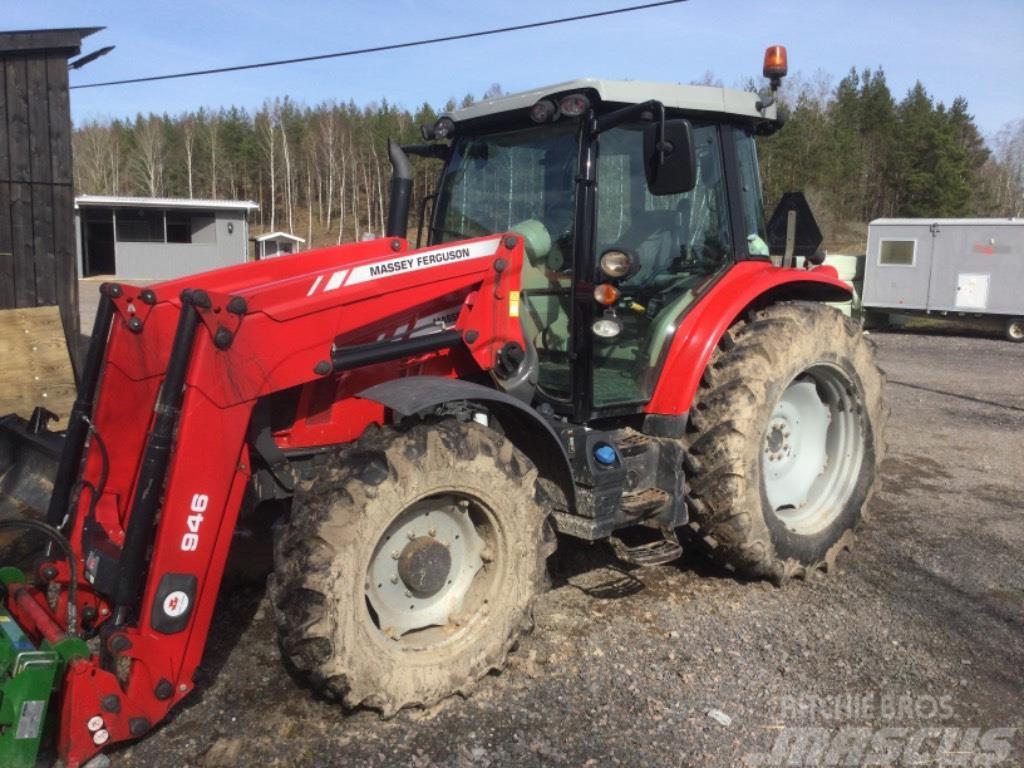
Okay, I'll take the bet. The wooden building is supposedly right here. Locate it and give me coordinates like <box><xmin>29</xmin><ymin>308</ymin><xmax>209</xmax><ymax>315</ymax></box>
<box><xmin>0</xmin><ymin>27</ymin><xmax>101</xmax><ymax>373</ymax></box>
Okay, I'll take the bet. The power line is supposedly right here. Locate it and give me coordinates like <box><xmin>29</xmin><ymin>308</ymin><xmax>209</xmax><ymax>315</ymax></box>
<box><xmin>71</xmin><ymin>0</ymin><xmax>686</xmax><ymax>90</ymax></box>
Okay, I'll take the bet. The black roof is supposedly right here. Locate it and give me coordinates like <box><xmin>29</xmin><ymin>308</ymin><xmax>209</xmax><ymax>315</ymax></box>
<box><xmin>0</xmin><ymin>27</ymin><xmax>103</xmax><ymax>56</ymax></box>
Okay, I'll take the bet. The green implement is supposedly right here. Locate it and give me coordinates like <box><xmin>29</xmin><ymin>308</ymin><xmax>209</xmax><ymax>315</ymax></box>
<box><xmin>0</xmin><ymin>568</ymin><xmax>88</xmax><ymax>768</ymax></box>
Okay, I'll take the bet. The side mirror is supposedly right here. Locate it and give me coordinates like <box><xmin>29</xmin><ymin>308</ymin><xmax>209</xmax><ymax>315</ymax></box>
<box><xmin>643</xmin><ymin>119</ymin><xmax>696</xmax><ymax>196</ymax></box>
<box><xmin>765</xmin><ymin>191</ymin><xmax>823</xmax><ymax>264</ymax></box>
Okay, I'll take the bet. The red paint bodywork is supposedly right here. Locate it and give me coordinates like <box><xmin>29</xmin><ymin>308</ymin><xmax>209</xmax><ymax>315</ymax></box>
<box><xmin>645</xmin><ymin>260</ymin><xmax>849</xmax><ymax>415</ymax></box>
<box><xmin>4</xmin><ymin>231</ymin><xmax>847</xmax><ymax>767</ymax></box>
<box><xmin>8</xmin><ymin>234</ymin><xmax>525</xmax><ymax>767</ymax></box>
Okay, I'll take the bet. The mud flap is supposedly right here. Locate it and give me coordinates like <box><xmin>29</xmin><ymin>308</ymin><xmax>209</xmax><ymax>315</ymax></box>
<box><xmin>0</xmin><ymin>411</ymin><xmax>63</xmax><ymax>562</ymax></box>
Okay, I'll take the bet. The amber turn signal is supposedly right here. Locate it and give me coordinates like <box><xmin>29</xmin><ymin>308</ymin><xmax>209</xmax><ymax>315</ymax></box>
<box><xmin>593</xmin><ymin>283</ymin><xmax>621</xmax><ymax>306</ymax></box>
<box><xmin>763</xmin><ymin>45</ymin><xmax>788</xmax><ymax>80</ymax></box>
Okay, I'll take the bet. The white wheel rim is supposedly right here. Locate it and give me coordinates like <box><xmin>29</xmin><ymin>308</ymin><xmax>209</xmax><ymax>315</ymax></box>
<box><xmin>762</xmin><ymin>365</ymin><xmax>866</xmax><ymax>535</ymax></box>
<box><xmin>365</xmin><ymin>495</ymin><xmax>486</xmax><ymax>641</ymax></box>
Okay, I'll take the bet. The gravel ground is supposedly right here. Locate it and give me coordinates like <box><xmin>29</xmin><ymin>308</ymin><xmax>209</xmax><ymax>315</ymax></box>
<box><xmin>111</xmin><ymin>328</ymin><xmax>1024</xmax><ymax>768</ymax></box>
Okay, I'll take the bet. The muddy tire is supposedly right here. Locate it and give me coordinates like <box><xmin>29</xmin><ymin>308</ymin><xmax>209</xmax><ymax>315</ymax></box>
<box><xmin>268</xmin><ymin>420</ymin><xmax>554</xmax><ymax>715</ymax></box>
<box><xmin>683</xmin><ymin>302</ymin><xmax>886</xmax><ymax>583</ymax></box>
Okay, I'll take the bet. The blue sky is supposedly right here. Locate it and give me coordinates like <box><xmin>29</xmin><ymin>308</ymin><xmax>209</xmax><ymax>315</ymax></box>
<box><xmin>8</xmin><ymin>0</ymin><xmax>1024</xmax><ymax>137</ymax></box>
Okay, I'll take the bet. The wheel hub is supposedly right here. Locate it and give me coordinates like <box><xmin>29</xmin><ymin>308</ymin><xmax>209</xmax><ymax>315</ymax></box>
<box><xmin>398</xmin><ymin>537</ymin><xmax>452</xmax><ymax>598</ymax></box>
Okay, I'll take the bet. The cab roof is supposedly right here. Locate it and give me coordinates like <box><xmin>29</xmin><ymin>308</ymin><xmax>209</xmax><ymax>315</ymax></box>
<box><xmin>446</xmin><ymin>78</ymin><xmax>776</xmax><ymax>124</ymax></box>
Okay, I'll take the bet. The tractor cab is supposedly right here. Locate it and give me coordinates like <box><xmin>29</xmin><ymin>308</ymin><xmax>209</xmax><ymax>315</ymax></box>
<box><xmin>423</xmin><ymin>78</ymin><xmax>783</xmax><ymax>418</ymax></box>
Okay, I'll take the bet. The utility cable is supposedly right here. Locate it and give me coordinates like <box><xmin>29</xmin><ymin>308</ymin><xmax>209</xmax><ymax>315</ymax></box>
<box><xmin>72</xmin><ymin>1</ymin><xmax>686</xmax><ymax>89</ymax></box>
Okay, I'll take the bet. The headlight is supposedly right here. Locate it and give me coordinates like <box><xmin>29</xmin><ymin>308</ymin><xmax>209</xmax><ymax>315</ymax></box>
<box><xmin>592</xmin><ymin>313</ymin><xmax>623</xmax><ymax>339</ymax></box>
<box><xmin>599</xmin><ymin>249</ymin><xmax>634</xmax><ymax>279</ymax></box>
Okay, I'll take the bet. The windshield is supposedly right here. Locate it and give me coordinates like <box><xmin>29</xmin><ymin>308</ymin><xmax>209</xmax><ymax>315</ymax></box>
<box><xmin>432</xmin><ymin>122</ymin><xmax>579</xmax><ymax>268</ymax></box>
<box><xmin>433</xmin><ymin>123</ymin><xmax>580</xmax><ymax>400</ymax></box>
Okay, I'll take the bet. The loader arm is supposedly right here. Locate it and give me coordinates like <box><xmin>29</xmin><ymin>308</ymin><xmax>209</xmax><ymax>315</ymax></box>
<box><xmin>4</xmin><ymin>232</ymin><xmax>526</xmax><ymax>767</ymax></box>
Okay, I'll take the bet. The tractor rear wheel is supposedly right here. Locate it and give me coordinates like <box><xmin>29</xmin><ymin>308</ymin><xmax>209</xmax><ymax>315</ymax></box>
<box><xmin>683</xmin><ymin>302</ymin><xmax>886</xmax><ymax>583</ymax></box>
<box><xmin>269</xmin><ymin>420</ymin><xmax>554</xmax><ymax>715</ymax></box>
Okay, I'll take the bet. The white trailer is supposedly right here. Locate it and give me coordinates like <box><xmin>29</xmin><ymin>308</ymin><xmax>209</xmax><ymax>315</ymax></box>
<box><xmin>862</xmin><ymin>218</ymin><xmax>1024</xmax><ymax>342</ymax></box>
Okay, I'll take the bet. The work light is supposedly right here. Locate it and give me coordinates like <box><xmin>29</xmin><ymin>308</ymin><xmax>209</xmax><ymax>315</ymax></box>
<box><xmin>559</xmin><ymin>93</ymin><xmax>590</xmax><ymax>117</ymax></box>
<box><xmin>530</xmin><ymin>99</ymin><xmax>558</xmax><ymax>123</ymax></box>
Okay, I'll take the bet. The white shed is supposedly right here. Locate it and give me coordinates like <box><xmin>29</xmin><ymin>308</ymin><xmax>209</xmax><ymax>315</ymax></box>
<box><xmin>75</xmin><ymin>196</ymin><xmax>259</xmax><ymax>280</ymax></box>
<box><xmin>255</xmin><ymin>232</ymin><xmax>305</xmax><ymax>259</ymax></box>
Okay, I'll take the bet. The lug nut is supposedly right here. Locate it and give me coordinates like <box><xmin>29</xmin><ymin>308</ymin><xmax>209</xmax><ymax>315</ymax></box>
<box><xmin>87</xmin><ymin>716</ymin><xmax>104</xmax><ymax>733</ymax></box>
<box><xmin>93</xmin><ymin>729</ymin><xmax>110</xmax><ymax>746</ymax></box>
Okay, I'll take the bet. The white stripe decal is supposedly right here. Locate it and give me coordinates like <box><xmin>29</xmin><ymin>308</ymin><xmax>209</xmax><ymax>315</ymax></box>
<box><xmin>323</xmin><ymin>269</ymin><xmax>349</xmax><ymax>292</ymax></box>
<box><xmin>306</xmin><ymin>275</ymin><xmax>323</xmax><ymax>296</ymax></box>
<box><xmin>344</xmin><ymin>237</ymin><xmax>503</xmax><ymax>287</ymax></box>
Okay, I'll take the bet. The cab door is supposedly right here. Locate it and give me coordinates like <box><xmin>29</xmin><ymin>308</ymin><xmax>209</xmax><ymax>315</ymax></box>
<box><xmin>590</xmin><ymin>121</ymin><xmax>733</xmax><ymax>408</ymax></box>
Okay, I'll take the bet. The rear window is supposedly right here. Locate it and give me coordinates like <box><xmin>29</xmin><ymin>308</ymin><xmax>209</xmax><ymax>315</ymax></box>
<box><xmin>879</xmin><ymin>239</ymin><xmax>916</xmax><ymax>266</ymax></box>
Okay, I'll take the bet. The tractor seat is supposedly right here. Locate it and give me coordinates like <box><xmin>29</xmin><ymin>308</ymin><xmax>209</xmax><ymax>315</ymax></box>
<box><xmin>511</xmin><ymin>219</ymin><xmax>570</xmax><ymax>354</ymax></box>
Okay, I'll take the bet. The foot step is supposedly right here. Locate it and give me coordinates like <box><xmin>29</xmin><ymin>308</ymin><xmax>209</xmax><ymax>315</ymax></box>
<box><xmin>609</xmin><ymin>528</ymin><xmax>683</xmax><ymax>567</ymax></box>
<box><xmin>620</xmin><ymin>487</ymin><xmax>670</xmax><ymax>517</ymax></box>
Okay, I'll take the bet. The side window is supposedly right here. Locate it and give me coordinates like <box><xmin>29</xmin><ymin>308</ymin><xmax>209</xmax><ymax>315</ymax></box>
<box><xmin>878</xmin><ymin>239</ymin><xmax>916</xmax><ymax>266</ymax></box>
<box><xmin>732</xmin><ymin>128</ymin><xmax>766</xmax><ymax>248</ymax></box>
<box><xmin>596</xmin><ymin>123</ymin><xmax>732</xmax><ymax>281</ymax></box>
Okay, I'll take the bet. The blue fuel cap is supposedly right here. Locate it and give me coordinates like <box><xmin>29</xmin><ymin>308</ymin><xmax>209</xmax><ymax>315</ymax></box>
<box><xmin>594</xmin><ymin>443</ymin><xmax>617</xmax><ymax>466</ymax></box>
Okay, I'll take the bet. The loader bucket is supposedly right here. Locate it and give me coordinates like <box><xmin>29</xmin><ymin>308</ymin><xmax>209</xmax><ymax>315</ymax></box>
<box><xmin>0</xmin><ymin>411</ymin><xmax>62</xmax><ymax>562</ymax></box>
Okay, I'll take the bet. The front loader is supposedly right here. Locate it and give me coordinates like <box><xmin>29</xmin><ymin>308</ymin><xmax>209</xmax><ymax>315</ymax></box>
<box><xmin>0</xmin><ymin>46</ymin><xmax>885</xmax><ymax>766</ymax></box>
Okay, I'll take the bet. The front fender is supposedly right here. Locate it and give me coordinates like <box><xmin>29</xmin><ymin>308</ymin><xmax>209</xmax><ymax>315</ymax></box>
<box><xmin>645</xmin><ymin>261</ymin><xmax>851</xmax><ymax>416</ymax></box>
<box><xmin>357</xmin><ymin>376</ymin><xmax>575</xmax><ymax>509</ymax></box>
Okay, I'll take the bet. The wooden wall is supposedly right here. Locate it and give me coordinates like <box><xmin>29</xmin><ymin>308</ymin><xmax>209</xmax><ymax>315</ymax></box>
<box><xmin>0</xmin><ymin>30</ymin><xmax>91</xmax><ymax>373</ymax></box>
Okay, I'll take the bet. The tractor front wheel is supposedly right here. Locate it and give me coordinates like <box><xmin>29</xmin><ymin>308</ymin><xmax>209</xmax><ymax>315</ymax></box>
<box><xmin>269</xmin><ymin>420</ymin><xmax>554</xmax><ymax>715</ymax></box>
<box><xmin>683</xmin><ymin>302</ymin><xmax>886</xmax><ymax>583</ymax></box>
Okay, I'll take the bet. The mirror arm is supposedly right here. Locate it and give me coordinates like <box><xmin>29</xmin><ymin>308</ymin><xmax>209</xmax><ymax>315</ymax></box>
<box><xmin>591</xmin><ymin>99</ymin><xmax>665</xmax><ymax>136</ymax></box>
<box><xmin>402</xmin><ymin>143</ymin><xmax>450</xmax><ymax>160</ymax></box>
<box><xmin>416</xmin><ymin>192</ymin><xmax>437</xmax><ymax>249</ymax></box>
<box><xmin>656</xmin><ymin>102</ymin><xmax>668</xmax><ymax>165</ymax></box>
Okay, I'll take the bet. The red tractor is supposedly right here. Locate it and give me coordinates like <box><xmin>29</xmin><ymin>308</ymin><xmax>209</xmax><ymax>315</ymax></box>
<box><xmin>0</xmin><ymin>48</ymin><xmax>884</xmax><ymax>766</ymax></box>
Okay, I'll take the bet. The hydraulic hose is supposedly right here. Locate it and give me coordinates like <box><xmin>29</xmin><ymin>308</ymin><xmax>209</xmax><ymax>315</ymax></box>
<box><xmin>0</xmin><ymin>518</ymin><xmax>78</xmax><ymax>636</ymax></box>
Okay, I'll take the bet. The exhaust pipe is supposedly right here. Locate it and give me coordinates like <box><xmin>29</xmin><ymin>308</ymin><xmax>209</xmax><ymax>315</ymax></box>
<box><xmin>385</xmin><ymin>138</ymin><xmax>412</xmax><ymax>239</ymax></box>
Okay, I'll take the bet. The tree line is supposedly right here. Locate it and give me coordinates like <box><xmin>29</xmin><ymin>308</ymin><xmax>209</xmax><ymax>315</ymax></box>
<box><xmin>755</xmin><ymin>68</ymin><xmax>1023</xmax><ymax>243</ymax></box>
<box><xmin>72</xmin><ymin>72</ymin><xmax>1023</xmax><ymax>250</ymax></box>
